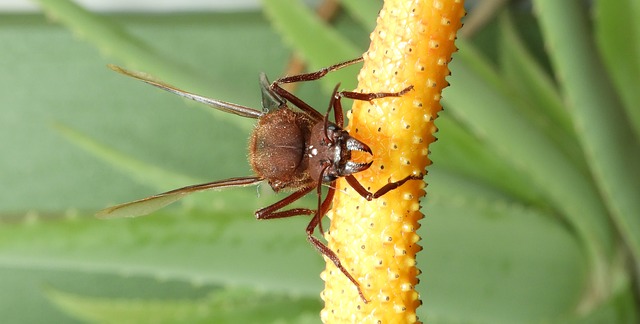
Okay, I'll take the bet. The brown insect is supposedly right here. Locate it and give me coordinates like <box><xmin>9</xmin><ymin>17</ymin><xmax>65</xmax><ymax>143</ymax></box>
<box><xmin>98</xmin><ymin>57</ymin><xmax>422</xmax><ymax>302</ymax></box>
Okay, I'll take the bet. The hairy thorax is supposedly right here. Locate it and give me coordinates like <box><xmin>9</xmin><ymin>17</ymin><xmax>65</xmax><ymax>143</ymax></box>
<box><xmin>248</xmin><ymin>108</ymin><xmax>314</xmax><ymax>192</ymax></box>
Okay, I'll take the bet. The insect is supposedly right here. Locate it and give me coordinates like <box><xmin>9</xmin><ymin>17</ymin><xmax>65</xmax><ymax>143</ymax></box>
<box><xmin>98</xmin><ymin>57</ymin><xmax>422</xmax><ymax>302</ymax></box>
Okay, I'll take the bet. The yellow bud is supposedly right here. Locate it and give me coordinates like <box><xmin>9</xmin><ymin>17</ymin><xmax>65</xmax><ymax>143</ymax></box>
<box><xmin>321</xmin><ymin>0</ymin><xmax>465</xmax><ymax>322</ymax></box>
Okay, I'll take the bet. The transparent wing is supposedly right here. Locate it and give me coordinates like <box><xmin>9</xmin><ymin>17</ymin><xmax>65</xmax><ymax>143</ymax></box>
<box><xmin>108</xmin><ymin>65</ymin><xmax>263</xmax><ymax>119</ymax></box>
<box><xmin>259</xmin><ymin>72</ymin><xmax>286</xmax><ymax>112</ymax></box>
<box><xmin>96</xmin><ymin>176</ymin><xmax>263</xmax><ymax>219</ymax></box>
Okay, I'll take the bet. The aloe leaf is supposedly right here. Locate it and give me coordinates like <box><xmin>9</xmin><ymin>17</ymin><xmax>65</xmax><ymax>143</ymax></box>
<box><xmin>533</xmin><ymin>0</ymin><xmax>640</xmax><ymax>264</ymax></box>
<box><xmin>55</xmin><ymin>123</ymin><xmax>198</xmax><ymax>192</ymax></box>
<box><xmin>46</xmin><ymin>285</ymin><xmax>320</xmax><ymax>323</ymax></box>
<box><xmin>420</xmin><ymin>172</ymin><xmax>587</xmax><ymax>322</ymax></box>
<box><xmin>0</xmin><ymin>207</ymin><xmax>324</xmax><ymax>294</ymax></box>
<box><xmin>594</xmin><ymin>0</ymin><xmax>640</xmax><ymax>140</ymax></box>
<box><xmin>445</xmin><ymin>41</ymin><xmax>615</xmax><ymax>301</ymax></box>
<box><xmin>0</xmin><ymin>179</ymin><xmax>588</xmax><ymax>323</ymax></box>
<box><xmin>576</xmin><ymin>287</ymin><xmax>639</xmax><ymax>323</ymax></box>
<box><xmin>499</xmin><ymin>12</ymin><xmax>580</xmax><ymax>156</ymax></box>
<box><xmin>31</xmin><ymin>0</ymin><xmax>272</xmax><ymax>135</ymax></box>
<box><xmin>433</xmin><ymin>114</ymin><xmax>550</xmax><ymax>208</ymax></box>
<box><xmin>261</xmin><ymin>0</ymin><xmax>361</xmax><ymax>92</ymax></box>
<box><xmin>32</xmin><ymin>0</ymin><xmax>226</xmax><ymax>95</ymax></box>
<box><xmin>498</xmin><ymin>14</ymin><xmax>594</xmax><ymax>186</ymax></box>
<box><xmin>458</xmin><ymin>0</ymin><xmax>510</xmax><ymax>38</ymax></box>
<box><xmin>340</xmin><ymin>0</ymin><xmax>380</xmax><ymax>31</ymax></box>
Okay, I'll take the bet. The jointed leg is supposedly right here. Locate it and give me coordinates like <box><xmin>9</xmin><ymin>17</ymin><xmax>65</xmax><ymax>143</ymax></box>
<box><xmin>345</xmin><ymin>173</ymin><xmax>424</xmax><ymax>201</ymax></box>
<box><xmin>325</xmin><ymin>84</ymin><xmax>414</xmax><ymax>129</ymax></box>
<box><xmin>310</xmin><ymin>173</ymin><xmax>423</xmax><ymax>303</ymax></box>
<box><xmin>274</xmin><ymin>57</ymin><xmax>364</xmax><ymax>85</ymax></box>
<box><xmin>338</xmin><ymin>85</ymin><xmax>414</xmax><ymax>103</ymax></box>
<box><xmin>306</xmin><ymin>230</ymin><xmax>369</xmax><ymax>303</ymax></box>
<box><xmin>269</xmin><ymin>57</ymin><xmax>365</xmax><ymax>121</ymax></box>
<box><xmin>268</xmin><ymin>55</ymin><xmax>413</xmax><ymax>125</ymax></box>
<box><xmin>314</xmin><ymin>179</ymin><xmax>336</xmax><ymax>235</ymax></box>
<box><xmin>255</xmin><ymin>186</ymin><xmax>315</xmax><ymax>220</ymax></box>
<box><xmin>305</xmin><ymin>179</ymin><xmax>369</xmax><ymax>303</ymax></box>
<box><xmin>254</xmin><ymin>179</ymin><xmax>367</xmax><ymax>302</ymax></box>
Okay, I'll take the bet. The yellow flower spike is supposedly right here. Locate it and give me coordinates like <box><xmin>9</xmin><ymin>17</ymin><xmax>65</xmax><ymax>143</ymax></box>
<box><xmin>320</xmin><ymin>0</ymin><xmax>465</xmax><ymax>323</ymax></box>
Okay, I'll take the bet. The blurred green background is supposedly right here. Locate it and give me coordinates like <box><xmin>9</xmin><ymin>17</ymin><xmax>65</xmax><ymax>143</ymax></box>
<box><xmin>1</xmin><ymin>0</ymin><xmax>639</xmax><ymax>323</ymax></box>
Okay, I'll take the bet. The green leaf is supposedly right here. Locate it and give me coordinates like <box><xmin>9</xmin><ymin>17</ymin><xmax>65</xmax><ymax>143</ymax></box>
<box><xmin>341</xmin><ymin>0</ymin><xmax>381</xmax><ymax>31</ymax></box>
<box><xmin>46</xmin><ymin>285</ymin><xmax>320</xmax><ymax>323</ymax></box>
<box><xmin>533</xmin><ymin>0</ymin><xmax>640</xmax><ymax>266</ymax></box>
<box><xmin>31</xmin><ymin>0</ymin><xmax>223</xmax><ymax>99</ymax></box>
<box><xmin>54</xmin><ymin>123</ymin><xmax>198</xmax><ymax>192</ymax></box>
<box><xmin>261</xmin><ymin>0</ymin><xmax>361</xmax><ymax>92</ymax></box>
<box><xmin>445</xmin><ymin>41</ymin><xmax>616</xmax><ymax>304</ymax></box>
<box><xmin>499</xmin><ymin>12</ymin><xmax>587</xmax><ymax>172</ymax></box>
<box><xmin>432</xmin><ymin>113</ymin><xmax>550</xmax><ymax>209</ymax></box>
<box><xmin>0</xmin><ymin>180</ymin><xmax>590</xmax><ymax>323</ymax></box>
<box><xmin>420</xmin><ymin>172</ymin><xmax>587</xmax><ymax>322</ymax></box>
<box><xmin>594</xmin><ymin>0</ymin><xmax>640</xmax><ymax>140</ymax></box>
<box><xmin>576</xmin><ymin>287</ymin><xmax>639</xmax><ymax>323</ymax></box>
<box><xmin>0</xmin><ymin>209</ymin><xmax>324</xmax><ymax>295</ymax></box>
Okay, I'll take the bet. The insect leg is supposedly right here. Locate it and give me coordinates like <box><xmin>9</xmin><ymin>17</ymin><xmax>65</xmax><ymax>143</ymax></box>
<box><xmin>306</xmin><ymin>233</ymin><xmax>369</xmax><ymax>303</ymax></box>
<box><xmin>330</xmin><ymin>84</ymin><xmax>345</xmax><ymax>127</ymax></box>
<box><xmin>253</xmin><ymin>178</ymin><xmax>364</xmax><ymax>300</ymax></box>
<box><xmin>273</xmin><ymin>56</ymin><xmax>364</xmax><ymax>85</ymax></box>
<box><xmin>267</xmin><ymin>57</ymin><xmax>365</xmax><ymax>122</ymax></box>
<box><xmin>255</xmin><ymin>186</ymin><xmax>315</xmax><ymax>220</ymax></box>
<box><xmin>338</xmin><ymin>85</ymin><xmax>414</xmax><ymax>103</ymax></box>
<box><xmin>345</xmin><ymin>173</ymin><xmax>424</xmax><ymax>201</ymax></box>
<box><xmin>305</xmin><ymin>179</ymin><xmax>369</xmax><ymax>303</ymax></box>
<box><xmin>326</xmin><ymin>84</ymin><xmax>414</xmax><ymax>128</ymax></box>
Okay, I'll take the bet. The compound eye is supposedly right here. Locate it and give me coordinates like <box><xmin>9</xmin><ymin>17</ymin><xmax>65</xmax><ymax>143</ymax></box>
<box><xmin>322</xmin><ymin>174</ymin><xmax>338</xmax><ymax>183</ymax></box>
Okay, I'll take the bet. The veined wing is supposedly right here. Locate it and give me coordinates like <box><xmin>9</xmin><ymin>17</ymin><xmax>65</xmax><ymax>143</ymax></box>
<box><xmin>108</xmin><ymin>65</ymin><xmax>263</xmax><ymax>119</ymax></box>
<box><xmin>96</xmin><ymin>176</ymin><xmax>263</xmax><ymax>219</ymax></box>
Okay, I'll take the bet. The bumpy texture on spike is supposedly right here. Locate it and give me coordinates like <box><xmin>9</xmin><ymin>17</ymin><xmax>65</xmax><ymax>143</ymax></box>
<box><xmin>320</xmin><ymin>0</ymin><xmax>465</xmax><ymax>322</ymax></box>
